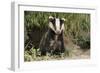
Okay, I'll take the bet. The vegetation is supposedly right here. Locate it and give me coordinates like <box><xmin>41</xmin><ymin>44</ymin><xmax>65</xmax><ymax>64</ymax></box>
<box><xmin>24</xmin><ymin>11</ymin><xmax>90</xmax><ymax>61</ymax></box>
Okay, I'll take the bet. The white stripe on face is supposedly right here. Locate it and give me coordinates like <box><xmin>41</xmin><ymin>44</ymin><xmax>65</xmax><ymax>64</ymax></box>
<box><xmin>49</xmin><ymin>22</ymin><xmax>56</xmax><ymax>32</ymax></box>
<box><xmin>56</xmin><ymin>18</ymin><xmax>60</xmax><ymax>31</ymax></box>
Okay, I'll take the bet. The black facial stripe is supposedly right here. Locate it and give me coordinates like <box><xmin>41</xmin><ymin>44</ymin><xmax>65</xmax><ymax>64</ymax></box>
<box><xmin>60</xmin><ymin>19</ymin><xmax>64</xmax><ymax>29</ymax></box>
<box><xmin>60</xmin><ymin>19</ymin><xmax>64</xmax><ymax>24</ymax></box>
<box><xmin>50</xmin><ymin>18</ymin><xmax>56</xmax><ymax>30</ymax></box>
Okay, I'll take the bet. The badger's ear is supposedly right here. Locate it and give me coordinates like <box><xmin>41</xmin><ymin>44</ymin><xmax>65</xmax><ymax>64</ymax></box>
<box><xmin>61</xmin><ymin>18</ymin><xmax>65</xmax><ymax>21</ymax></box>
<box><xmin>49</xmin><ymin>16</ymin><xmax>54</xmax><ymax>20</ymax></box>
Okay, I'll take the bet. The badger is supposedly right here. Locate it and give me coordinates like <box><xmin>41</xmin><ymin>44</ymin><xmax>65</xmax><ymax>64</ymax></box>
<box><xmin>39</xmin><ymin>16</ymin><xmax>65</xmax><ymax>56</ymax></box>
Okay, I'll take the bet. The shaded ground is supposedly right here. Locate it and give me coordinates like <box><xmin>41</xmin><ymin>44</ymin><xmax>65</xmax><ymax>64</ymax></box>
<box><xmin>24</xmin><ymin>43</ymin><xmax>90</xmax><ymax>61</ymax></box>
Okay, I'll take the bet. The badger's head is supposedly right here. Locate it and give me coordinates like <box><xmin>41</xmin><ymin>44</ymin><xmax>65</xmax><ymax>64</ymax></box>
<box><xmin>49</xmin><ymin>16</ymin><xmax>65</xmax><ymax>35</ymax></box>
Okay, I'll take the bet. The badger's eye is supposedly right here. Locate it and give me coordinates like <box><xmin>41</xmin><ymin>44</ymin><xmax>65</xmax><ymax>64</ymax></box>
<box><xmin>60</xmin><ymin>19</ymin><xmax>64</xmax><ymax>25</ymax></box>
<box><xmin>50</xmin><ymin>19</ymin><xmax>55</xmax><ymax>25</ymax></box>
<box><xmin>52</xmin><ymin>19</ymin><xmax>55</xmax><ymax>25</ymax></box>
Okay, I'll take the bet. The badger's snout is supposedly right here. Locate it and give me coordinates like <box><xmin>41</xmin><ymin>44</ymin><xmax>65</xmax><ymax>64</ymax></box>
<box><xmin>56</xmin><ymin>30</ymin><xmax>61</xmax><ymax>35</ymax></box>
